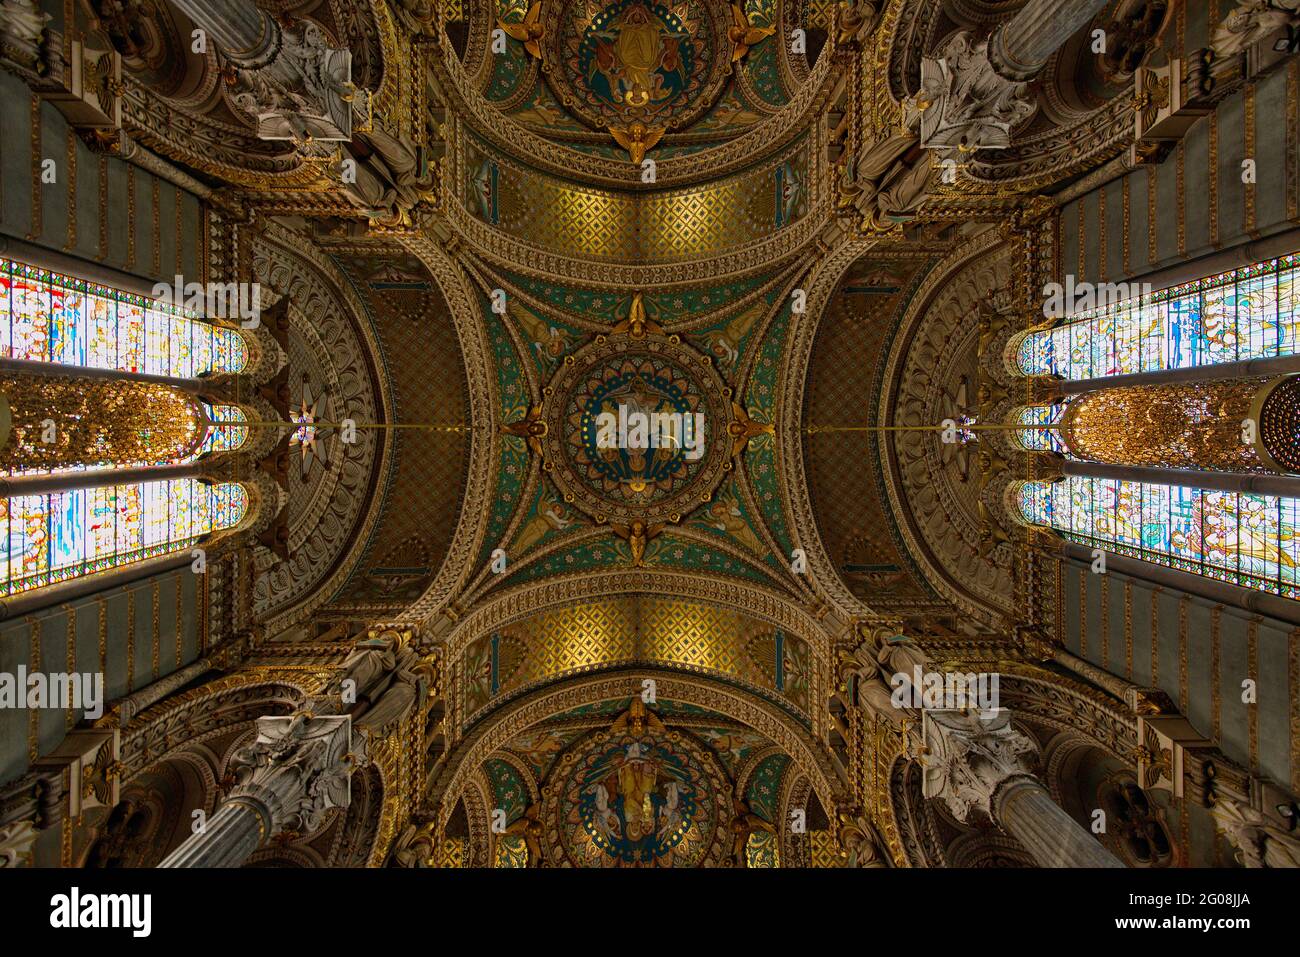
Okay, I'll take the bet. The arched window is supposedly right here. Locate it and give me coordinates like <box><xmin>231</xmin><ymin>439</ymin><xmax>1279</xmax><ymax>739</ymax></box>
<box><xmin>0</xmin><ymin>257</ymin><xmax>248</xmax><ymax>376</ymax></box>
<box><xmin>1018</xmin><ymin>254</ymin><xmax>1298</xmax><ymax>380</ymax></box>
<box><xmin>0</xmin><ymin>478</ymin><xmax>247</xmax><ymax>597</ymax></box>
<box><xmin>1019</xmin><ymin>477</ymin><xmax>1299</xmax><ymax>598</ymax></box>
<box><xmin>1014</xmin><ymin>404</ymin><xmax>1067</xmax><ymax>453</ymax></box>
<box><xmin>198</xmin><ymin>403</ymin><xmax>249</xmax><ymax>454</ymax></box>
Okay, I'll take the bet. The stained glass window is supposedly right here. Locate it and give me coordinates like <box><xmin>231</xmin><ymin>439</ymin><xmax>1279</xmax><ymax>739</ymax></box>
<box><xmin>1019</xmin><ymin>476</ymin><xmax>1300</xmax><ymax>599</ymax></box>
<box><xmin>1018</xmin><ymin>254</ymin><xmax>1299</xmax><ymax>380</ymax></box>
<box><xmin>198</xmin><ymin>404</ymin><xmax>249</xmax><ymax>454</ymax></box>
<box><xmin>0</xmin><ymin>257</ymin><xmax>247</xmax><ymax>377</ymax></box>
<box><xmin>1015</xmin><ymin>405</ymin><xmax>1068</xmax><ymax>453</ymax></box>
<box><xmin>0</xmin><ymin>478</ymin><xmax>247</xmax><ymax>597</ymax></box>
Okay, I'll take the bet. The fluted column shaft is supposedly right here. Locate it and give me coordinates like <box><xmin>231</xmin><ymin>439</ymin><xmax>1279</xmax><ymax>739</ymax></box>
<box><xmin>157</xmin><ymin>714</ymin><xmax>356</xmax><ymax>869</ymax></box>
<box><xmin>158</xmin><ymin>799</ymin><xmax>267</xmax><ymax>868</ymax></box>
<box><xmin>996</xmin><ymin>778</ymin><xmax>1125</xmax><ymax>867</ymax></box>
<box><xmin>920</xmin><ymin>709</ymin><xmax>1125</xmax><ymax>867</ymax></box>
<box><xmin>990</xmin><ymin>0</ymin><xmax>1114</xmax><ymax>80</ymax></box>
<box><xmin>170</xmin><ymin>0</ymin><xmax>279</xmax><ymax>65</ymax></box>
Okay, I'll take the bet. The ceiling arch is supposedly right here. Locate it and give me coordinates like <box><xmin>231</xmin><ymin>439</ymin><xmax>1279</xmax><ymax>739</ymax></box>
<box><xmin>431</xmin><ymin>667</ymin><xmax>846</xmax><ymax>846</ymax></box>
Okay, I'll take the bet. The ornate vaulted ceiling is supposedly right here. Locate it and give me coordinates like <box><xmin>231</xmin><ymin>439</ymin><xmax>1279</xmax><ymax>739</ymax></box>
<box><xmin>7</xmin><ymin>0</ymin><xmax>1297</xmax><ymax>877</ymax></box>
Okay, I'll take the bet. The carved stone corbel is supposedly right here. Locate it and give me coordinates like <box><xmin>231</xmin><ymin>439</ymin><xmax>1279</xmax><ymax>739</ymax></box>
<box><xmin>1130</xmin><ymin>59</ymin><xmax>1212</xmax><ymax>165</ymax></box>
<box><xmin>833</xmin><ymin>1</ymin><xmax>880</xmax><ymax>48</ymax></box>
<box><xmin>31</xmin><ymin>728</ymin><xmax>121</xmax><ymax>821</ymax></box>
<box><xmin>835</xmin><ymin>806</ymin><xmax>888</xmax><ymax>867</ymax></box>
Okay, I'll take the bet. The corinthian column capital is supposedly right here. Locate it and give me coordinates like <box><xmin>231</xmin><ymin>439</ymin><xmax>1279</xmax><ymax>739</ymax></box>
<box><xmin>171</xmin><ymin>1</ymin><xmax>360</xmax><ymax>147</ymax></box>
<box><xmin>228</xmin><ymin>712</ymin><xmax>362</xmax><ymax>835</ymax></box>
<box><xmin>914</xmin><ymin>32</ymin><xmax>1035</xmax><ymax>157</ymax></box>
<box><xmin>920</xmin><ymin>708</ymin><xmax>1038</xmax><ymax>822</ymax></box>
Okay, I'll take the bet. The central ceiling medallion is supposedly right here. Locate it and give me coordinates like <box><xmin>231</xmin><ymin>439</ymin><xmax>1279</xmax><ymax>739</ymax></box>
<box><xmin>543</xmin><ymin>703</ymin><xmax>730</xmax><ymax>867</ymax></box>
<box><xmin>544</xmin><ymin>0</ymin><xmax>732</xmax><ymax>132</ymax></box>
<box><xmin>541</xmin><ymin>326</ymin><xmax>732</xmax><ymax>526</ymax></box>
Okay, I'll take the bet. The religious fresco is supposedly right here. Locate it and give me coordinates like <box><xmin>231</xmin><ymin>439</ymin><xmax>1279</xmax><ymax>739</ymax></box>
<box><xmin>542</xmin><ymin>335</ymin><xmax>731</xmax><ymax>525</ymax></box>
<box><xmin>743</xmin><ymin>752</ymin><xmax>789</xmax><ymax>822</ymax></box>
<box><xmin>694</xmin><ymin>726</ymin><xmax>771</xmax><ymax>776</ymax></box>
<box><xmin>487</xmin><ymin>0</ymin><xmax>537</xmax><ymax>102</ymax></box>
<box><xmin>486</xmin><ymin>0</ymin><xmax>793</xmax><ymax>157</ymax></box>
<box><xmin>552</xmin><ymin>0</ymin><xmax>729</xmax><ymax>131</ymax></box>
<box><xmin>484</xmin><ymin>757</ymin><xmax>531</xmax><ymax>824</ymax></box>
<box><xmin>542</xmin><ymin>703</ymin><xmax>731</xmax><ymax>867</ymax></box>
<box><xmin>504</xmin><ymin>726</ymin><xmax>590</xmax><ymax>778</ymax></box>
<box><xmin>472</xmin><ymin>698</ymin><xmax>794</xmax><ymax>868</ymax></box>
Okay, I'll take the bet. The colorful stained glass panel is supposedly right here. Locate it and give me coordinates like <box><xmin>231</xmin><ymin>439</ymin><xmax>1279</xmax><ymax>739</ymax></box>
<box><xmin>1020</xmin><ymin>476</ymin><xmax>1300</xmax><ymax>598</ymax></box>
<box><xmin>1018</xmin><ymin>256</ymin><xmax>1300</xmax><ymax>380</ymax></box>
<box><xmin>0</xmin><ymin>256</ymin><xmax>247</xmax><ymax>376</ymax></box>
<box><xmin>0</xmin><ymin>479</ymin><xmax>248</xmax><ymax>597</ymax></box>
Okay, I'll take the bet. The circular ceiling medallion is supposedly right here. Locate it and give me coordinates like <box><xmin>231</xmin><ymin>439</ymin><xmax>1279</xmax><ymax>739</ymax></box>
<box><xmin>541</xmin><ymin>333</ymin><xmax>731</xmax><ymax>525</ymax></box>
<box><xmin>544</xmin><ymin>727</ymin><xmax>729</xmax><ymax>867</ymax></box>
<box><xmin>543</xmin><ymin>0</ymin><xmax>732</xmax><ymax>131</ymax></box>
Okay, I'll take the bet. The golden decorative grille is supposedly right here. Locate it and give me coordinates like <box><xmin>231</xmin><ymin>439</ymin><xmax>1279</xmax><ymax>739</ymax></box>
<box><xmin>1060</xmin><ymin>379</ymin><xmax>1265</xmax><ymax>472</ymax></box>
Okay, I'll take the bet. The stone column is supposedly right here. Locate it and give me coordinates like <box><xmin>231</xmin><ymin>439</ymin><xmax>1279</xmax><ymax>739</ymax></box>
<box><xmin>996</xmin><ymin>779</ymin><xmax>1124</xmax><ymax>867</ymax></box>
<box><xmin>169</xmin><ymin>0</ymin><xmax>357</xmax><ymax>144</ymax></box>
<box><xmin>157</xmin><ymin>799</ymin><xmax>266</xmax><ymax>869</ymax></box>
<box><xmin>989</xmin><ymin>0</ymin><xmax>1115</xmax><ymax>81</ymax></box>
<box><xmin>169</xmin><ymin>0</ymin><xmax>276</xmax><ymax>64</ymax></box>
<box><xmin>915</xmin><ymin>0</ymin><xmax>1112</xmax><ymax>155</ymax></box>
<box><xmin>921</xmin><ymin>709</ymin><xmax>1124</xmax><ymax>868</ymax></box>
<box><xmin>159</xmin><ymin>713</ymin><xmax>360</xmax><ymax>868</ymax></box>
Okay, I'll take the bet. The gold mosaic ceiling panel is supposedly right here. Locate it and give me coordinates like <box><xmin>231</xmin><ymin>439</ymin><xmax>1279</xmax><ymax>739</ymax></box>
<box><xmin>461</xmin><ymin>595</ymin><xmax>813</xmax><ymax>720</ymax></box>
<box><xmin>462</xmin><ymin>135</ymin><xmax>809</xmax><ymax>262</ymax></box>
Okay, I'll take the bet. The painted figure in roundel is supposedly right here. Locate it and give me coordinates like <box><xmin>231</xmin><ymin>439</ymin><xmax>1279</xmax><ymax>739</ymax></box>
<box><xmin>574</xmin><ymin>359</ymin><xmax>701</xmax><ymax>500</ymax></box>
<box><xmin>566</xmin><ymin>734</ymin><xmax>712</xmax><ymax>865</ymax></box>
<box><xmin>580</xmin><ymin>0</ymin><xmax>693</xmax><ymax>114</ymax></box>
